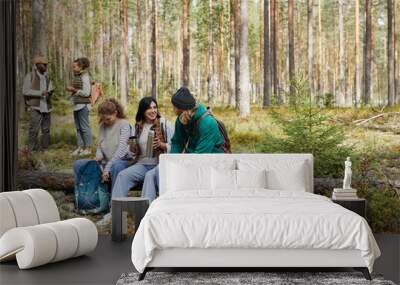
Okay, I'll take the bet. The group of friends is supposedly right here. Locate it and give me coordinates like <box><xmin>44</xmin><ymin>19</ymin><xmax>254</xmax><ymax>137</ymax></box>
<box><xmin>23</xmin><ymin>56</ymin><xmax>225</xmax><ymax>221</ymax></box>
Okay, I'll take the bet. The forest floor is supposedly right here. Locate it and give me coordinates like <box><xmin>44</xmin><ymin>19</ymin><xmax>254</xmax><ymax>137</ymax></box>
<box><xmin>16</xmin><ymin>98</ymin><xmax>400</xmax><ymax>234</ymax></box>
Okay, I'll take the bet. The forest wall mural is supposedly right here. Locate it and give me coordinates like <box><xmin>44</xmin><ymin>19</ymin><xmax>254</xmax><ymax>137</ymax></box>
<box><xmin>16</xmin><ymin>0</ymin><xmax>399</xmax><ymax>234</ymax></box>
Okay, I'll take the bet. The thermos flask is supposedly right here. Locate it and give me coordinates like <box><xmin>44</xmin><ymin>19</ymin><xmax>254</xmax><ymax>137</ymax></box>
<box><xmin>146</xmin><ymin>128</ymin><xmax>155</xmax><ymax>158</ymax></box>
<box><xmin>128</xmin><ymin>136</ymin><xmax>137</xmax><ymax>153</ymax></box>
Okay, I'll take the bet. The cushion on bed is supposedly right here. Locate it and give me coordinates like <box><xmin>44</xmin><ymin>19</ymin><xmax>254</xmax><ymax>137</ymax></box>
<box><xmin>237</xmin><ymin>159</ymin><xmax>307</xmax><ymax>191</ymax></box>
<box><xmin>159</xmin><ymin>154</ymin><xmax>313</xmax><ymax>194</ymax></box>
<box><xmin>236</xmin><ymin>169</ymin><xmax>268</xmax><ymax>189</ymax></box>
<box><xmin>165</xmin><ymin>158</ymin><xmax>236</xmax><ymax>170</ymax></box>
<box><xmin>212</xmin><ymin>168</ymin><xmax>236</xmax><ymax>190</ymax></box>
<box><xmin>211</xmin><ymin>168</ymin><xmax>268</xmax><ymax>192</ymax></box>
<box><xmin>167</xmin><ymin>163</ymin><xmax>212</xmax><ymax>192</ymax></box>
<box><xmin>165</xmin><ymin>159</ymin><xmax>237</xmax><ymax>193</ymax></box>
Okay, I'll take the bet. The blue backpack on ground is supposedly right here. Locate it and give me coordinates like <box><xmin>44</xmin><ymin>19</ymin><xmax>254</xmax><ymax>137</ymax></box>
<box><xmin>75</xmin><ymin>160</ymin><xmax>110</xmax><ymax>214</ymax></box>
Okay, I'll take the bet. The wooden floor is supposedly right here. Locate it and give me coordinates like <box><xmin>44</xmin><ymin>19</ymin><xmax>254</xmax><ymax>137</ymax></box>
<box><xmin>0</xmin><ymin>234</ymin><xmax>398</xmax><ymax>285</ymax></box>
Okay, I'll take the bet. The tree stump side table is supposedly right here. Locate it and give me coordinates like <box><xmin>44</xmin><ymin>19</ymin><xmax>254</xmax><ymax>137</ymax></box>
<box><xmin>112</xmin><ymin>197</ymin><xmax>149</xmax><ymax>242</ymax></box>
<box><xmin>332</xmin><ymin>198</ymin><xmax>366</xmax><ymax>218</ymax></box>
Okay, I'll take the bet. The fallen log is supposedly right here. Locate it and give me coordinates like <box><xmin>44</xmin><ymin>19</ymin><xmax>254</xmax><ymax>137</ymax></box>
<box><xmin>314</xmin><ymin>177</ymin><xmax>342</xmax><ymax>192</ymax></box>
<box><xmin>353</xmin><ymin>112</ymin><xmax>400</xmax><ymax>126</ymax></box>
<box><xmin>17</xmin><ymin>169</ymin><xmax>346</xmax><ymax>194</ymax></box>
<box><xmin>17</xmin><ymin>170</ymin><xmax>75</xmax><ymax>192</ymax></box>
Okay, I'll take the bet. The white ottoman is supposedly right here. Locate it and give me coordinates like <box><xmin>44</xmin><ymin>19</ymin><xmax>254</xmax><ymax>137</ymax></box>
<box><xmin>0</xmin><ymin>189</ymin><xmax>98</xmax><ymax>269</ymax></box>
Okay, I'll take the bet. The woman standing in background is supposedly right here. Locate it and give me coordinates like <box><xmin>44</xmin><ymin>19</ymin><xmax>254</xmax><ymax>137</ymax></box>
<box><xmin>66</xmin><ymin>57</ymin><xmax>93</xmax><ymax>156</ymax></box>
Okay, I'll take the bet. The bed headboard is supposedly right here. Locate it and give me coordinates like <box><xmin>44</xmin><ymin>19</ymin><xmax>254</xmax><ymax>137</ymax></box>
<box><xmin>159</xmin><ymin>153</ymin><xmax>314</xmax><ymax>195</ymax></box>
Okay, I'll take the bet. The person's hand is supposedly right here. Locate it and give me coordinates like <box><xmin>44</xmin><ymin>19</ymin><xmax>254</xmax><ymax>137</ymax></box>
<box><xmin>66</xmin><ymin>86</ymin><xmax>77</xmax><ymax>93</ymax></box>
<box><xmin>153</xmin><ymin>137</ymin><xmax>166</xmax><ymax>151</ymax></box>
<box><xmin>94</xmin><ymin>157</ymin><xmax>102</xmax><ymax>162</ymax></box>
<box><xmin>129</xmin><ymin>142</ymin><xmax>137</xmax><ymax>153</ymax></box>
<box><xmin>42</xmin><ymin>91</ymin><xmax>49</xmax><ymax>97</ymax></box>
<box><xmin>102</xmin><ymin>171</ymin><xmax>110</xmax><ymax>182</ymax></box>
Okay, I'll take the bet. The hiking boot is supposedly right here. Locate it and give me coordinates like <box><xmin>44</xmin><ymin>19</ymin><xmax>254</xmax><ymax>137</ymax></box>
<box><xmin>96</xmin><ymin>213</ymin><xmax>112</xmax><ymax>226</ymax></box>
<box><xmin>71</xmin><ymin>147</ymin><xmax>82</xmax><ymax>156</ymax></box>
<box><xmin>79</xmin><ymin>149</ymin><xmax>92</xmax><ymax>156</ymax></box>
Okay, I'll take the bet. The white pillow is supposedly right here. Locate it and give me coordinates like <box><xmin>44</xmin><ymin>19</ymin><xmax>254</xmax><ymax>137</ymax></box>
<box><xmin>167</xmin><ymin>163</ymin><xmax>211</xmax><ymax>192</ymax></box>
<box><xmin>236</xmin><ymin>169</ymin><xmax>268</xmax><ymax>189</ymax></box>
<box><xmin>237</xmin><ymin>159</ymin><xmax>307</xmax><ymax>191</ymax></box>
<box><xmin>165</xmin><ymin>158</ymin><xmax>237</xmax><ymax>171</ymax></box>
<box><xmin>211</xmin><ymin>168</ymin><xmax>237</xmax><ymax>191</ymax></box>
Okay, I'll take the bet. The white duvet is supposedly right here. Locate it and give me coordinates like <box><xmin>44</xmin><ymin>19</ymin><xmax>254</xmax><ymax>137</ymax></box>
<box><xmin>131</xmin><ymin>190</ymin><xmax>380</xmax><ymax>273</ymax></box>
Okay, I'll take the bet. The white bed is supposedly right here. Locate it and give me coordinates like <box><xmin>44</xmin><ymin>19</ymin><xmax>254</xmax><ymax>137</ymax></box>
<box><xmin>131</xmin><ymin>154</ymin><xmax>380</xmax><ymax>280</ymax></box>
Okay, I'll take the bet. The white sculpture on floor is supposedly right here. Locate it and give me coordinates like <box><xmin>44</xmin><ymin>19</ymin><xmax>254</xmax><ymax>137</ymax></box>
<box><xmin>0</xmin><ymin>189</ymin><xmax>98</xmax><ymax>269</ymax></box>
<box><xmin>343</xmin><ymin>157</ymin><xmax>352</xmax><ymax>190</ymax></box>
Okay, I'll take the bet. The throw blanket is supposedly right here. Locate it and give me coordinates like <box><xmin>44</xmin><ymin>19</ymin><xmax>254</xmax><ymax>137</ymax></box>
<box><xmin>131</xmin><ymin>190</ymin><xmax>380</xmax><ymax>273</ymax></box>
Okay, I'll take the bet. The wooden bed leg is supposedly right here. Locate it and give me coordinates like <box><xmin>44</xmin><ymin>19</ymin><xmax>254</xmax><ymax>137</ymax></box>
<box><xmin>138</xmin><ymin>268</ymin><xmax>147</xmax><ymax>281</ymax></box>
<box><xmin>354</xmin><ymin>267</ymin><xmax>371</xmax><ymax>280</ymax></box>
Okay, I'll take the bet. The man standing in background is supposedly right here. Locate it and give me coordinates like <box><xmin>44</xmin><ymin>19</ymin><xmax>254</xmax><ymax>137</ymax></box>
<box><xmin>22</xmin><ymin>56</ymin><xmax>54</xmax><ymax>152</ymax></box>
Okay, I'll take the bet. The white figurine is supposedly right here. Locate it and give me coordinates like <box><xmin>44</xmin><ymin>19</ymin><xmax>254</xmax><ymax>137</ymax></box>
<box><xmin>342</xmin><ymin>157</ymin><xmax>352</xmax><ymax>190</ymax></box>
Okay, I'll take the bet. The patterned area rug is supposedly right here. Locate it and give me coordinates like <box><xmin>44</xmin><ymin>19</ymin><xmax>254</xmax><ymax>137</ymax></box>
<box><xmin>116</xmin><ymin>271</ymin><xmax>396</xmax><ymax>285</ymax></box>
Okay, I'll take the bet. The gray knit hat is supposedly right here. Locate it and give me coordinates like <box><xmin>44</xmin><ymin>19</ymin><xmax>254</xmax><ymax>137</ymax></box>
<box><xmin>171</xmin><ymin>87</ymin><xmax>196</xmax><ymax>110</ymax></box>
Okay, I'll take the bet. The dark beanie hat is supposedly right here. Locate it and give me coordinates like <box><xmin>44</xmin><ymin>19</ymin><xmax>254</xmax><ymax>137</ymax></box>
<box><xmin>171</xmin><ymin>87</ymin><xmax>196</xmax><ymax>110</ymax></box>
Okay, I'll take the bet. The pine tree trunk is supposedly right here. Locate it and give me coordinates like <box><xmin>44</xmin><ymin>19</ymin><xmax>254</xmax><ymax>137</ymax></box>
<box><xmin>16</xmin><ymin>0</ymin><xmax>25</xmax><ymax>119</ymax></box>
<box><xmin>394</xmin><ymin>2</ymin><xmax>398</xmax><ymax>105</ymax></box>
<box><xmin>21</xmin><ymin>0</ymin><xmax>30</xmax><ymax>78</ymax></box>
<box><xmin>317</xmin><ymin>0</ymin><xmax>323</xmax><ymax>100</ymax></box>
<box><xmin>228</xmin><ymin>0</ymin><xmax>236</xmax><ymax>107</ymax></box>
<box><xmin>151</xmin><ymin>0</ymin><xmax>157</xmax><ymax>99</ymax></box>
<box><xmin>394</xmin><ymin>0</ymin><xmax>397</xmax><ymax>105</ymax></box>
<box><xmin>355</xmin><ymin>0</ymin><xmax>361</xmax><ymax>106</ymax></box>
<box><xmin>49</xmin><ymin>1</ymin><xmax>56</xmax><ymax>71</ymax></box>
<box><xmin>120</xmin><ymin>0</ymin><xmax>129</xmax><ymax>105</ymax></box>
<box><xmin>239</xmin><ymin>0</ymin><xmax>250</xmax><ymax>117</ymax></box>
<box><xmin>271</xmin><ymin>0</ymin><xmax>278</xmax><ymax>102</ymax></box>
<box><xmin>32</xmin><ymin>0</ymin><xmax>47</xmax><ymax>57</ymax></box>
<box><xmin>108</xmin><ymin>0</ymin><xmax>114</xmax><ymax>89</ymax></box>
<box><xmin>338</xmin><ymin>0</ymin><xmax>346</xmax><ymax>106</ymax></box>
<box><xmin>181</xmin><ymin>0</ymin><xmax>190</xmax><ymax>87</ymax></box>
<box><xmin>364</xmin><ymin>0</ymin><xmax>372</xmax><ymax>105</ymax></box>
<box><xmin>288</xmin><ymin>0</ymin><xmax>295</xmax><ymax>102</ymax></box>
<box><xmin>174</xmin><ymin>27</ymin><xmax>180</xmax><ymax>90</ymax></box>
<box><xmin>144</xmin><ymin>0</ymin><xmax>150</xmax><ymax>94</ymax></box>
<box><xmin>296</xmin><ymin>5</ymin><xmax>303</xmax><ymax>75</ymax></box>
<box><xmin>388</xmin><ymin>0</ymin><xmax>396</xmax><ymax>106</ymax></box>
<box><xmin>263</xmin><ymin>0</ymin><xmax>270</xmax><ymax>107</ymax></box>
<box><xmin>75</xmin><ymin>0</ymin><xmax>84</xmax><ymax>58</ymax></box>
<box><xmin>220</xmin><ymin>0</ymin><xmax>226</xmax><ymax>105</ymax></box>
<box><xmin>98</xmin><ymin>2</ymin><xmax>104</xmax><ymax>82</ymax></box>
<box><xmin>234</xmin><ymin>0</ymin><xmax>240</xmax><ymax>110</ymax></box>
<box><xmin>257</xmin><ymin>0</ymin><xmax>263</xmax><ymax>105</ymax></box>
<box><xmin>307</xmin><ymin>0</ymin><xmax>313</xmax><ymax>95</ymax></box>
<box><xmin>136</xmin><ymin>0</ymin><xmax>143</xmax><ymax>96</ymax></box>
<box><xmin>207</xmin><ymin>0</ymin><xmax>214</xmax><ymax>107</ymax></box>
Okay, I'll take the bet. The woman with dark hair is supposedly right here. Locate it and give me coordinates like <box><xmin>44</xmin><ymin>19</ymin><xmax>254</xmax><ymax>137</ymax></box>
<box><xmin>66</xmin><ymin>57</ymin><xmax>93</xmax><ymax>156</ymax></box>
<box><xmin>73</xmin><ymin>98</ymin><xmax>132</xmax><ymax>193</ymax></box>
<box><xmin>111</xmin><ymin>97</ymin><xmax>174</xmax><ymax>200</ymax></box>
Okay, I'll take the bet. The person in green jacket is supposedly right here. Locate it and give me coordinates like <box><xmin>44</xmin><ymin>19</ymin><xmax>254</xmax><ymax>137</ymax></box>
<box><xmin>170</xmin><ymin>87</ymin><xmax>223</xmax><ymax>153</ymax></box>
<box><xmin>141</xmin><ymin>87</ymin><xmax>223</xmax><ymax>203</ymax></box>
